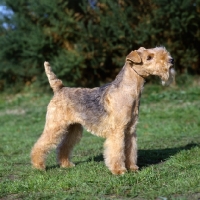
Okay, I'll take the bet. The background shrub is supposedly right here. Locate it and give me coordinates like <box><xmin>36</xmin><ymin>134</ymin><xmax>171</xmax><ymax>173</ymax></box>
<box><xmin>0</xmin><ymin>0</ymin><xmax>199</xmax><ymax>90</ymax></box>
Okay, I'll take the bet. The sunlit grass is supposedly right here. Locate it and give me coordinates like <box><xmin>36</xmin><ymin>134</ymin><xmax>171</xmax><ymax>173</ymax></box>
<box><xmin>0</xmin><ymin>83</ymin><xmax>200</xmax><ymax>199</ymax></box>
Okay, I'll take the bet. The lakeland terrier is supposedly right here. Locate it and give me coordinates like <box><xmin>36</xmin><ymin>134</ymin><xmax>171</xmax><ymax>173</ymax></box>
<box><xmin>31</xmin><ymin>47</ymin><xmax>175</xmax><ymax>175</ymax></box>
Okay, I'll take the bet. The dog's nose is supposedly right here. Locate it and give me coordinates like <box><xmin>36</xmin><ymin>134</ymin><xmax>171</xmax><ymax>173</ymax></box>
<box><xmin>169</xmin><ymin>58</ymin><xmax>174</xmax><ymax>64</ymax></box>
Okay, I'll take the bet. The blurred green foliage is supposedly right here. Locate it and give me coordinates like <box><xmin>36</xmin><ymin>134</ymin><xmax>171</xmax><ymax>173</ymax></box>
<box><xmin>0</xmin><ymin>0</ymin><xmax>199</xmax><ymax>91</ymax></box>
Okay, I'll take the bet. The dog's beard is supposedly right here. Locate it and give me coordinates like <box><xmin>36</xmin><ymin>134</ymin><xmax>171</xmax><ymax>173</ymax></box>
<box><xmin>162</xmin><ymin>68</ymin><xmax>175</xmax><ymax>86</ymax></box>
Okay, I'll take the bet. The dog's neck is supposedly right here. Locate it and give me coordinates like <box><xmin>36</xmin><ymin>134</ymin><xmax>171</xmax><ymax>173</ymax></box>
<box><xmin>127</xmin><ymin>61</ymin><xmax>150</xmax><ymax>79</ymax></box>
<box><xmin>125</xmin><ymin>62</ymin><xmax>145</xmax><ymax>83</ymax></box>
<box><xmin>113</xmin><ymin>63</ymin><xmax>145</xmax><ymax>97</ymax></box>
<box><xmin>113</xmin><ymin>62</ymin><xmax>148</xmax><ymax>94</ymax></box>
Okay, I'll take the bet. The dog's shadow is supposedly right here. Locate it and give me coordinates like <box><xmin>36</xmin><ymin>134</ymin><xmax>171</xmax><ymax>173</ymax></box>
<box><xmin>87</xmin><ymin>142</ymin><xmax>199</xmax><ymax>168</ymax></box>
<box><xmin>46</xmin><ymin>142</ymin><xmax>198</xmax><ymax>171</ymax></box>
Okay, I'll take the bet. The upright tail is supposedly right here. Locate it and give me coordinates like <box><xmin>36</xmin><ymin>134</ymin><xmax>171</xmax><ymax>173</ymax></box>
<box><xmin>44</xmin><ymin>61</ymin><xmax>64</xmax><ymax>93</ymax></box>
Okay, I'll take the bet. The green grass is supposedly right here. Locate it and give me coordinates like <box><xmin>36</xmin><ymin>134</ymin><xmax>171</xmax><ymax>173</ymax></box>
<box><xmin>0</xmin><ymin>83</ymin><xmax>200</xmax><ymax>200</ymax></box>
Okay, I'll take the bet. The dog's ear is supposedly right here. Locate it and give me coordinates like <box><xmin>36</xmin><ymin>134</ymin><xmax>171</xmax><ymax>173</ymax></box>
<box><xmin>126</xmin><ymin>51</ymin><xmax>141</xmax><ymax>63</ymax></box>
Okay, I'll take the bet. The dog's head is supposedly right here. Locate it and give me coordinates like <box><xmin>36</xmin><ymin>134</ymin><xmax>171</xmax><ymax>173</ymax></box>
<box><xmin>126</xmin><ymin>47</ymin><xmax>175</xmax><ymax>86</ymax></box>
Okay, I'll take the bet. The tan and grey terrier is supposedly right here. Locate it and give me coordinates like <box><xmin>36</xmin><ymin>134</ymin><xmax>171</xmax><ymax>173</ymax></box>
<box><xmin>31</xmin><ymin>47</ymin><xmax>175</xmax><ymax>175</ymax></box>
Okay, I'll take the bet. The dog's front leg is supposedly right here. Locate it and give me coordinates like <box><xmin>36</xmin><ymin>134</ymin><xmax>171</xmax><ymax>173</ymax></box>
<box><xmin>125</xmin><ymin>132</ymin><xmax>139</xmax><ymax>172</ymax></box>
<box><xmin>103</xmin><ymin>131</ymin><xmax>127</xmax><ymax>175</ymax></box>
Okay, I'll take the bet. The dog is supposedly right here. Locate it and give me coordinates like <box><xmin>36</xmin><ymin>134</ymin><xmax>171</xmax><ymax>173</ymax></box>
<box><xmin>31</xmin><ymin>47</ymin><xmax>174</xmax><ymax>175</ymax></box>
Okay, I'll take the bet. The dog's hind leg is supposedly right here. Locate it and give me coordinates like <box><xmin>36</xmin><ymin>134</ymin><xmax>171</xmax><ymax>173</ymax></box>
<box><xmin>31</xmin><ymin>124</ymin><xmax>68</xmax><ymax>170</ymax></box>
<box><xmin>31</xmin><ymin>103</ymin><xmax>68</xmax><ymax>170</ymax></box>
<box><xmin>57</xmin><ymin>123</ymin><xmax>83</xmax><ymax>168</ymax></box>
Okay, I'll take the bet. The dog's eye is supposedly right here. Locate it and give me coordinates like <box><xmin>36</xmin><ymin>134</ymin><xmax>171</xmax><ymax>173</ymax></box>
<box><xmin>147</xmin><ymin>55</ymin><xmax>153</xmax><ymax>60</ymax></box>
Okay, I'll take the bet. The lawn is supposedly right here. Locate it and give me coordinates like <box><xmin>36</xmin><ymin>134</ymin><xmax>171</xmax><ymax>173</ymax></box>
<box><xmin>0</xmin><ymin>82</ymin><xmax>200</xmax><ymax>200</ymax></box>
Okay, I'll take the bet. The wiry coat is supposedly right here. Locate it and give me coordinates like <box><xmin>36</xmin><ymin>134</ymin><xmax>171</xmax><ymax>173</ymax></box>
<box><xmin>31</xmin><ymin>47</ymin><xmax>174</xmax><ymax>175</ymax></box>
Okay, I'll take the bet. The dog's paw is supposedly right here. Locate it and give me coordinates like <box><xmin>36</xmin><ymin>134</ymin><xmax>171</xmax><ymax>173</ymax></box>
<box><xmin>32</xmin><ymin>162</ymin><xmax>46</xmax><ymax>171</ymax></box>
<box><xmin>60</xmin><ymin>161</ymin><xmax>75</xmax><ymax>168</ymax></box>
<box><xmin>129</xmin><ymin>164</ymin><xmax>139</xmax><ymax>172</ymax></box>
<box><xmin>111</xmin><ymin>168</ymin><xmax>127</xmax><ymax>175</ymax></box>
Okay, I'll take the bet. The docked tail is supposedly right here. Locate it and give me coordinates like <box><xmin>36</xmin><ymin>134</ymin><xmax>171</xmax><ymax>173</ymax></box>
<box><xmin>44</xmin><ymin>61</ymin><xmax>64</xmax><ymax>93</ymax></box>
